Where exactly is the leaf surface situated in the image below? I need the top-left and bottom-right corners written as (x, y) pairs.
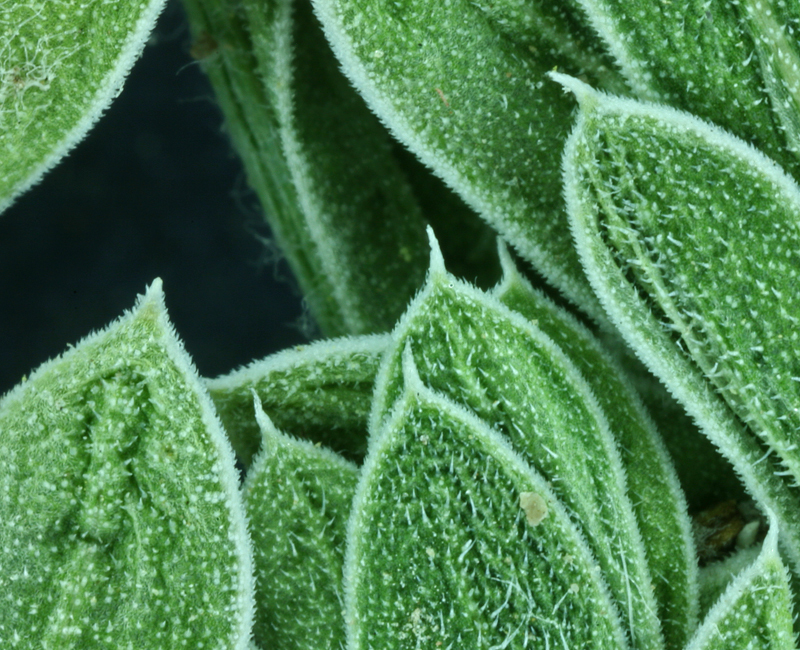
top-left (560, 74), bottom-right (800, 571)
top-left (207, 334), bottom-right (387, 467)
top-left (371, 234), bottom-right (663, 650)
top-left (241, 0), bottom-right (430, 334)
top-left (493, 244), bottom-right (698, 648)
top-left (576, 0), bottom-right (800, 175)
top-left (244, 400), bottom-right (358, 650)
top-left (0, 280), bottom-right (253, 649)
top-left (312, 0), bottom-right (629, 320)
top-left (346, 353), bottom-right (627, 650)
top-left (1, 0), bottom-right (166, 213)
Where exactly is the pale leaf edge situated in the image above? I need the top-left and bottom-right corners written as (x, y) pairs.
top-left (0, 0), bottom-right (169, 215)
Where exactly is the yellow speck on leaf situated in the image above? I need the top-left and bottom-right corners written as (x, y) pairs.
top-left (519, 492), bottom-right (548, 526)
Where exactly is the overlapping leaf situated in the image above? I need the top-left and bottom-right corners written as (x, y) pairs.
top-left (471, 0), bottom-right (626, 96)
top-left (698, 544), bottom-right (762, 618)
top-left (560, 74), bottom-right (800, 571)
top-left (1, 0), bottom-right (167, 214)
top-left (240, 0), bottom-right (431, 334)
top-left (0, 281), bottom-right (253, 649)
top-left (207, 334), bottom-right (387, 467)
top-left (685, 520), bottom-right (796, 650)
top-left (243, 399), bottom-right (358, 650)
top-left (181, 0), bottom-right (429, 335)
top-left (346, 350), bottom-right (627, 650)
top-left (620, 356), bottom-right (746, 510)
top-left (371, 233), bottom-right (664, 650)
top-left (576, 0), bottom-right (800, 176)
top-left (492, 243), bottom-right (698, 647)
top-left (312, 0), bottom-right (631, 320)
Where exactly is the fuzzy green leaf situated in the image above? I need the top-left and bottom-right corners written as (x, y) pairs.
top-left (0, 280), bottom-right (253, 649)
top-left (181, 0), bottom-right (430, 336)
top-left (207, 334), bottom-right (388, 467)
top-left (575, 0), bottom-right (800, 175)
top-left (471, 0), bottom-right (625, 93)
top-left (240, 0), bottom-right (430, 334)
top-left (371, 233), bottom-right (663, 650)
top-left (560, 75), bottom-right (800, 572)
top-left (492, 243), bottom-right (698, 648)
top-left (244, 399), bottom-right (358, 650)
top-left (346, 352), bottom-right (627, 650)
top-left (311, 0), bottom-right (629, 320)
top-left (620, 358), bottom-right (746, 510)
top-left (698, 544), bottom-right (762, 618)
top-left (685, 520), bottom-right (796, 650)
top-left (1, 0), bottom-right (167, 214)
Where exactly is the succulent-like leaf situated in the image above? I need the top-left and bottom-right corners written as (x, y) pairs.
top-left (207, 334), bottom-right (388, 467)
top-left (560, 74), bottom-right (800, 571)
top-left (311, 0), bottom-right (628, 321)
top-left (0, 280), bottom-right (253, 649)
top-left (0, 0), bottom-right (167, 214)
top-left (685, 520), bottom-right (796, 650)
top-left (493, 243), bottom-right (698, 648)
top-left (575, 0), bottom-right (800, 175)
top-left (244, 399), bottom-right (358, 650)
top-left (346, 350), bottom-right (627, 650)
top-left (371, 232), bottom-right (663, 650)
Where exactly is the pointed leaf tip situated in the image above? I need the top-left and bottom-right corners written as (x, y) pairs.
top-left (495, 238), bottom-right (520, 283)
top-left (547, 72), bottom-right (597, 106)
top-left (130, 278), bottom-right (169, 328)
top-left (147, 277), bottom-right (164, 295)
top-left (251, 390), bottom-right (280, 456)
top-left (425, 225), bottom-right (447, 278)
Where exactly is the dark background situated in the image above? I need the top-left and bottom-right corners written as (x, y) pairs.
top-left (0, 0), bottom-right (307, 396)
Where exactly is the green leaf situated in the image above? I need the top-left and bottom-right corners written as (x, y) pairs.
top-left (698, 544), bottom-right (762, 618)
top-left (471, 0), bottom-right (625, 94)
top-left (620, 358), bottom-right (746, 511)
top-left (372, 232), bottom-right (664, 650)
top-left (391, 143), bottom-right (503, 290)
top-left (311, 0), bottom-right (626, 321)
top-left (559, 74), bottom-right (800, 572)
top-left (242, 0), bottom-right (431, 334)
top-left (207, 334), bottom-right (388, 467)
top-left (1, 0), bottom-right (167, 214)
top-left (575, 0), bottom-right (800, 175)
top-left (0, 280), bottom-right (253, 649)
top-left (685, 519), bottom-right (796, 650)
top-left (243, 398), bottom-right (358, 650)
top-left (492, 243), bottom-right (698, 648)
top-left (346, 349), bottom-right (627, 650)
top-left (181, 0), bottom-right (430, 335)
